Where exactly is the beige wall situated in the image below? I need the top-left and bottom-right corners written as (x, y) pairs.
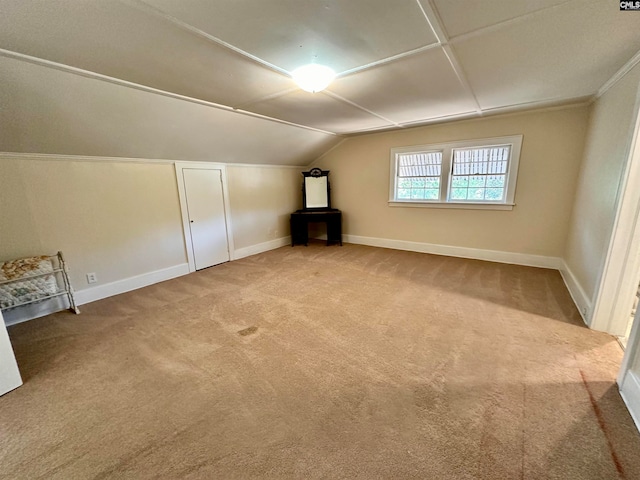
top-left (316, 106), bottom-right (590, 257)
top-left (0, 157), bottom-right (187, 289)
top-left (0, 157), bottom-right (302, 294)
top-left (564, 64), bottom-right (640, 299)
top-left (227, 165), bottom-right (302, 250)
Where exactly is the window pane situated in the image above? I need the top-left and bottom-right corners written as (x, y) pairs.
top-left (397, 152), bottom-right (442, 177)
top-left (397, 188), bottom-right (410, 199)
top-left (485, 188), bottom-right (504, 200)
top-left (450, 145), bottom-right (510, 203)
top-left (411, 189), bottom-right (425, 199)
top-left (451, 176), bottom-right (468, 188)
top-left (450, 188), bottom-right (467, 200)
top-left (411, 177), bottom-right (426, 188)
top-left (424, 189), bottom-right (439, 200)
top-left (469, 176), bottom-right (486, 188)
top-left (470, 188), bottom-right (485, 200)
top-left (396, 150), bottom-right (443, 201)
top-left (486, 175), bottom-right (505, 188)
top-left (425, 178), bottom-right (439, 189)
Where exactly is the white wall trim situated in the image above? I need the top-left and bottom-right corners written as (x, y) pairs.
top-left (597, 48), bottom-right (640, 99)
top-left (559, 260), bottom-right (592, 326)
top-left (10, 235), bottom-right (291, 314)
top-left (218, 162), bottom-right (304, 170)
top-left (343, 235), bottom-right (595, 321)
top-left (74, 263), bottom-right (189, 305)
top-left (0, 151), bottom-right (174, 164)
top-left (620, 371), bottom-right (640, 433)
top-left (0, 152), bottom-right (308, 169)
top-left (234, 236), bottom-right (291, 260)
top-left (343, 234), bottom-right (562, 269)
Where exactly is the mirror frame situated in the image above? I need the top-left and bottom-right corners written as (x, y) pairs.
top-left (302, 168), bottom-right (331, 210)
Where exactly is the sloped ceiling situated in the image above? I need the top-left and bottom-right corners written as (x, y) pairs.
top-left (1, 0), bottom-right (640, 164)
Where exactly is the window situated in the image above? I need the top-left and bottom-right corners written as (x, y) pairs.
top-left (389, 135), bottom-right (522, 210)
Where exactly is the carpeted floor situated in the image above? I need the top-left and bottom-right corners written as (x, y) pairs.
top-left (1, 243), bottom-right (640, 479)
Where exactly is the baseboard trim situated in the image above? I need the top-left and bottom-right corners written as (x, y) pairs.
top-left (74, 263), bottom-right (190, 305)
top-left (234, 236), bottom-right (291, 260)
top-left (620, 371), bottom-right (640, 433)
top-left (558, 260), bottom-right (592, 326)
top-left (11, 236), bottom-right (291, 315)
top-left (343, 234), bottom-right (562, 269)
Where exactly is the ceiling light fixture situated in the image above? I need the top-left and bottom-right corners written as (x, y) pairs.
top-left (291, 64), bottom-right (336, 93)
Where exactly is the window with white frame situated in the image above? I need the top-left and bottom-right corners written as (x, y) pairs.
top-left (389, 135), bottom-right (522, 210)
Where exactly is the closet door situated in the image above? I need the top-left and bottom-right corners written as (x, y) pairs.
top-left (0, 310), bottom-right (22, 396)
top-left (183, 169), bottom-right (230, 270)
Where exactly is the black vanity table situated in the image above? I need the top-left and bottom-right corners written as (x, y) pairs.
top-left (290, 168), bottom-right (342, 247)
top-left (290, 209), bottom-right (342, 246)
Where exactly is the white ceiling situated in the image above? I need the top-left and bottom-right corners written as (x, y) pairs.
top-left (1, 0), bottom-right (640, 139)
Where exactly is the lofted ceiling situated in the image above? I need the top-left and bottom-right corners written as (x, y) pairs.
top-left (1, 0), bottom-right (640, 155)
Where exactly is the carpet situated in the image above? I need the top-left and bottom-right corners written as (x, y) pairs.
top-left (1, 243), bottom-right (639, 479)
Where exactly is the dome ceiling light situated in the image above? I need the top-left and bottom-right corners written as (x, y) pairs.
top-left (291, 64), bottom-right (336, 93)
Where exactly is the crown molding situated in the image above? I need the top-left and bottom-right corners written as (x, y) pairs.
top-left (596, 48), bottom-right (640, 99)
top-left (344, 96), bottom-right (591, 137)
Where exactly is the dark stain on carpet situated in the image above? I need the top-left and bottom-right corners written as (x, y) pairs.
top-left (579, 369), bottom-right (625, 479)
top-left (238, 326), bottom-right (258, 336)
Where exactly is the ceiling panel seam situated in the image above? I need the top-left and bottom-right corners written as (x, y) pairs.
top-left (336, 43), bottom-right (442, 78)
top-left (0, 48), bottom-right (337, 137)
top-left (124, 0), bottom-right (292, 77)
top-left (416, 0), bottom-right (447, 44)
top-left (233, 87), bottom-right (301, 111)
top-left (447, 0), bottom-right (579, 45)
top-left (419, 0), bottom-right (482, 114)
top-left (321, 90), bottom-right (402, 127)
top-left (127, 0), bottom-right (451, 89)
top-left (441, 45), bottom-right (482, 113)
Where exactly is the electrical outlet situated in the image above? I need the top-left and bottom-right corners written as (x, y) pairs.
top-left (86, 272), bottom-right (98, 284)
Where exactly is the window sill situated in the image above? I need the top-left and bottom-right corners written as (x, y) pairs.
top-left (388, 201), bottom-right (515, 211)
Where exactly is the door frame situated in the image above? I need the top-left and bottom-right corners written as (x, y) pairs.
top-left (0, 310), bottom-right (22, 397)
top-left (619, 298), bottom-right (640, 431)
top-left (590, 82), bottom-right (640, 335)
top-left (175, 162), bottom-right (235, 272)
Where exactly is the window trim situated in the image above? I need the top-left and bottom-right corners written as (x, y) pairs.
top-left (389, 135), bottom-right (523, 210)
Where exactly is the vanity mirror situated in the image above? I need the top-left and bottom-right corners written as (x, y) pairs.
top-left (302, 168), bottom-right (331, 210)
top-left (291, 168), bottom-right (342, 247)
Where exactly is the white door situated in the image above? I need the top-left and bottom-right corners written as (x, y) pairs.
top-left (0, 310), bottom-right (22, 396)
top-left (183, 168), bottom-right (230, 270)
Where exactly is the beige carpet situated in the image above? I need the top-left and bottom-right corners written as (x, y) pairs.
top-left (1, 243), bottom-right (640, 479)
